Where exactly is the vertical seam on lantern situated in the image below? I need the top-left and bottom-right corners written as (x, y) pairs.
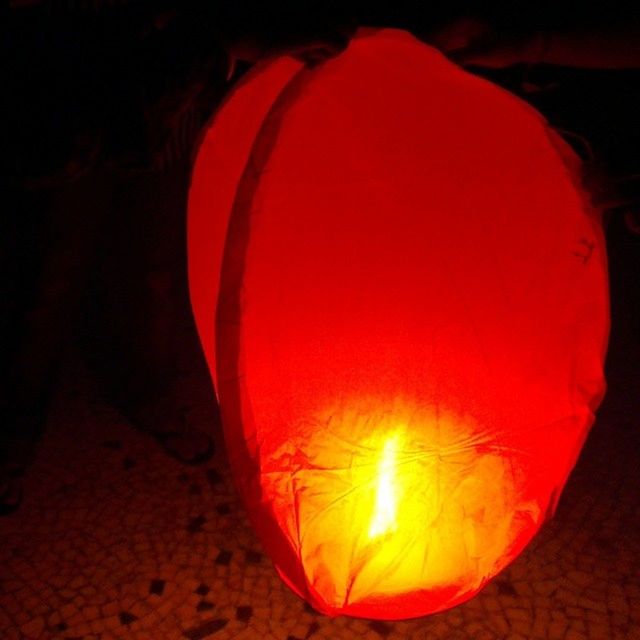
top-left (216, 63), bottom-right (320, 598)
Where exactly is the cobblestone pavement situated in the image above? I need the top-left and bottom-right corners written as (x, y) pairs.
top-left (2, 350), bottom-right (639, 640)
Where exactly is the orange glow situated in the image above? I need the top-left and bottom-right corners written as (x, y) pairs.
top-left (260, 400), bottom-right (541, 612)
top-left (188, 29), bottom-right (609, 619)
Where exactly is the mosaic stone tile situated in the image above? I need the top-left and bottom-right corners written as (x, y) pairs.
top-left (495, 580), bottom-right (518, 597)
top-left (184, 618), bottom-right (228, 639)
top-left (215, 550), bottom-right (233, 566)
top-left (206, 468), bottom-right (223, 486)
top-left (187, 515), bottom-right (207, 533)
top-left (244, 550), bottom-right (262, 565)
top-left (235, 606), bottom-right (253, 622)
top-left (150, 579), bottom-right (166, 596)
top-left (119, 611), bottom-right (139, 625)
top-left (306, 621), bottom-right (321, 637)
top-left (368, 620), bottom-right (393, 636)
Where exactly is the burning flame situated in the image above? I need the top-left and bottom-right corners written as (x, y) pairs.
top-left (368, 433), bottom-right (401, 539)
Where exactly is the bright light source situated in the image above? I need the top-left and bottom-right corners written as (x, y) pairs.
top-left (369, 432), bottom-right (402, 539)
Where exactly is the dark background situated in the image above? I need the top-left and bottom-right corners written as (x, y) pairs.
top-left (3, 0), bottom-right (639, 486)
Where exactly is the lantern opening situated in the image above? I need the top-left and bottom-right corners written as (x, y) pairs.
top-left (261, 399), bottom-right (543, 614)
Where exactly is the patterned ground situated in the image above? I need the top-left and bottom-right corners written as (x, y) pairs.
top-left (1, 340), bottom-right (639, 640)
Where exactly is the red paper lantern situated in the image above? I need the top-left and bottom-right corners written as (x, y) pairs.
top-left (188, 29), bottom-right (609, 619)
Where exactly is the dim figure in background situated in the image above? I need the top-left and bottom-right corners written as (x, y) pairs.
top-left (2, 3), bottom-right (228, 514)
top-left (0, 3), bottom-right (355, 515)
top-left (425, 15), bottom-right (640, 225)
top-left (428, 17), bottom-right (640, 69)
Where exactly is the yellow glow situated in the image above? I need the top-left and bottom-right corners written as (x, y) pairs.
top-left (264, 399), bottom-right (542, 611)
top-left (368, 433), bottom-right (401, 539)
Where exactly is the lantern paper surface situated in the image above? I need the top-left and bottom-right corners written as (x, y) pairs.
top-left (188, 29), bottom-right (609, 619)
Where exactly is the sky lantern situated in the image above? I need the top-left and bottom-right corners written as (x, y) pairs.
top-left (188, 29), bottom-right (609, 619)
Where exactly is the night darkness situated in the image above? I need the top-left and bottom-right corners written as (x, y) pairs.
top-left (2, 1), bottom-right (640, 638)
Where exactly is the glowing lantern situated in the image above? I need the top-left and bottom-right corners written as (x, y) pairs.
top-left (188, 29), bottom-right (608, 619)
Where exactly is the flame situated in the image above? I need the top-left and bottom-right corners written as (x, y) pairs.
top-left (368, 432), bottom-right (401, 539)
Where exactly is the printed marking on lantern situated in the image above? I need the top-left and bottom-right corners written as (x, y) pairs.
top-left (572, 237), bottom-right (595, 264)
